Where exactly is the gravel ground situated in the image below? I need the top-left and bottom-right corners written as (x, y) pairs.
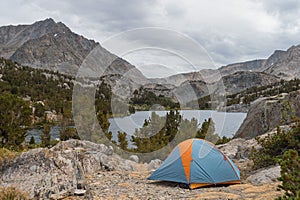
top-left (63, 164), bottom-right (283, 200)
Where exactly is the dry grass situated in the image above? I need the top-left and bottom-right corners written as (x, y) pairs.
top-left (0, 186), bottom-right (29, 200)
top-left (0, 148), bottom-right (18, 167)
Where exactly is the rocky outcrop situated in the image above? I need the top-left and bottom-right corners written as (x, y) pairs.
top-left (224, 104), bottom-right (249, 113)
top-left (217, 135), bottom-right (260, 161)
top-left (217, 127), bottom-right (284, 188)
top-left (219, 124), bottom-right (292, 158)
top-left (0, 139), bottom-right (138, 199)
top-left (246, 166), bottom-right (281, 185)
top-left (0, 133), bottom-right (285, 199)
top-left (128, 155), bottom-right (139, 163)
top-left (234, 91), bottom-right (300, 139)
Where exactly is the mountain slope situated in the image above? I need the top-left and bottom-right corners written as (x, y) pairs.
top-left (264, 45), bottom-right (300, 80)
top-left (221, 71), bottom-right (279, 94)
top-left (221, 45), bottom-right (300, 80)
top-left (2, 18), bottom-right (300, 104)
top-left (154, 44), bottom-right (300, 87)
top-left (0, 18), bottom-right (147, 81)
top-left (0, 18), bottom-right (70, 58)
top-left (0, 18), bottom-right (149, 100)
top-left (10, 31), bottom-right (98, 74)
top-left (219, 59), bottom-right (267, 76)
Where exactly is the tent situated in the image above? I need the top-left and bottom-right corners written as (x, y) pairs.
top-left (148, 138), bottom-right (241, 189)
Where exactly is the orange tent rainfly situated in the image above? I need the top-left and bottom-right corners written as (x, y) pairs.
top-left (148, 138), bottom-right (241, 189)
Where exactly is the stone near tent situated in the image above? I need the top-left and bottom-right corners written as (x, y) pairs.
top-left (148, 159), bottom-right (162, 171)
top-left (217, 138), bottom-right (246, 159)
top-left (129, 155), bottom-right (139, 163)
top-left (246, 166), bottom-right (281, 185)
top-left (105, 145), bottom-right (114, 156)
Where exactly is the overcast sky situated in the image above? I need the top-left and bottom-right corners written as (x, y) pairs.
top-left (1, 0), bottom-right (300, 77)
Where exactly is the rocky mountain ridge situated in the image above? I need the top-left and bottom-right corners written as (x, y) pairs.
top-left (264, 45), bottom-right (300, 80)
top-left (0, 18), bottom-right (72, 58)
top-left (157, 44), bottom-right (300, 86)
top-left (150, 43), bottom-right (300, 105)
top-left (151, 44), bottom-right (300, 97)
top-left (144, 71), bottom-right (279, 106)
top-left (0, 19), bottom-right (146, 81)
top-left (1, 18), bottom-right (300, 104)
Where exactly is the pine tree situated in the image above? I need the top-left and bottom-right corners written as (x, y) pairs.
top-left (105, 131), bottom-right (113, 141)
top-left (29, 136), bottom-right (35, 145)
top-left (131, 111), bottom-right (182, 153)
top-left (195, 118), bottom-right (219, 143)
top-left (165, 110), bottom-right (181, 142)
top-left (60, 127), bottom-right (79, 141)
top-left (277, 150), bottom-right (300, 199)
top-left (0, 93), bottom-right (31, 150)
top-left (41, 125), bottom-right (51, 147)
top-left (195, 119), bottom-right (208, 139)
top-left (97, 111), bottom-right (110, 133)
top-left (117, 131), bottom-right (128, 150)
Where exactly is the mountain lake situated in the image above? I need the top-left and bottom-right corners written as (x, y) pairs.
top-left (26, 110), bottom-right (247, 144)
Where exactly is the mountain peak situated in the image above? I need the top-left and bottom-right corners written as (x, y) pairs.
top-left (0, 18), bottom-right (74, 58)
top-left (33, 18), bottom-right (56, 26)
top-left (0, 18), bottom-right (147, 85)
top-left (33, 18), bottom-right (70, 33)
top-left (42, 17), bottom-right (55, 23)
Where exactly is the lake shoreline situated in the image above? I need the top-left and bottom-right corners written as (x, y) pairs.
top-left (26, 110), bottom-right (247, 144)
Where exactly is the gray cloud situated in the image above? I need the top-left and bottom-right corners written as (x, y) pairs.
top-left (0, 0), bottom-right (300, 77)
top-left (260, 0), bottom-right (300, 15)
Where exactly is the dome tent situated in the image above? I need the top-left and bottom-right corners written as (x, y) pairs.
top-left (148, 138), bottom-right (241, 189)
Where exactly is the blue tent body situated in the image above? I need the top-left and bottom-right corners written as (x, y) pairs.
top-left (148, 138), bottom-right (241, 189)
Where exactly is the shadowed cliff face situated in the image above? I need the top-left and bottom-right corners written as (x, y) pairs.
top-left (234, 90), bottom-right (300, 139)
